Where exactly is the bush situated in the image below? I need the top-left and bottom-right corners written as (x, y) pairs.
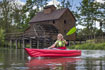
top-left (69, 43), bottom-right (105, 50)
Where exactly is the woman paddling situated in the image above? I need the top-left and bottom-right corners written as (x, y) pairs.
top-left (48, 33), bottom-right (68, 50)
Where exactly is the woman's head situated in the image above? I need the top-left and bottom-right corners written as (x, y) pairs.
top-left (57, 33), bottom-right (63, 40)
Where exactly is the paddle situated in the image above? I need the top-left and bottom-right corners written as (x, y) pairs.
top-left (66, 27), bottom-right (76, 36)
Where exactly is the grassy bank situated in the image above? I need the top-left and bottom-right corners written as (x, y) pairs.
top-left (69, 43), bottom-right (105, 50)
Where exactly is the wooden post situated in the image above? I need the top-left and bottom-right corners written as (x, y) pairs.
top-left (15, 48), bottom-right (17, 60)
top-left (16, 39), bottom-right (18, 49)
top-left (30, 38), bottom-right (32, 48)
top-left (19, 40), bottom-right (21, 48)
top-left (9, 49), bottom-right (12, 61)
top-left (37, 39), bottom-right (39, 49)
top-left (23, 39), bottom-right (25, 48)
top-left (10, 40), bottom-right (12, 48)
top-left (22, 48), bottom-right (25, 60)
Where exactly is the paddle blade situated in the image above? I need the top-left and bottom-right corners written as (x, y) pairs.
top-left (66, 27), bottom-right (76, 35)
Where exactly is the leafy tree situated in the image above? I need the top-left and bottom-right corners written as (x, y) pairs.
top-left (11, 1), bottom-right (29, 32)
top-left (75, 0), bottom-right (105, 39)
top-left (0, 0), bottom-right (13, 33)
top-left (22, 0), bottom-right (48, 24)
top-left (61, 0), bottom-right (71, 8)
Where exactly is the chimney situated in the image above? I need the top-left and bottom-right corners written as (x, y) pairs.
top-left (44, 5), bottom-right (56, 14)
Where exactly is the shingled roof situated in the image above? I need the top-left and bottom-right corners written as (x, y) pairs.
top-left (29, 8), bottom-right (76, 23)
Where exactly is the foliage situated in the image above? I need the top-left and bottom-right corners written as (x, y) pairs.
top-left (61, 0), bottom-right (71, 8)
top-left (74, 0), bottom-right (105, 40)
top-left (22, 0), bottom-right (48, 24)
top-left (69, 43), bottom-right (105, 50)
top-left (76, 27), bottom-right (104, 40)
top-left (0, 0), bottom-right (27, 33)
top-left (0, 0), bottom-right (12, 33)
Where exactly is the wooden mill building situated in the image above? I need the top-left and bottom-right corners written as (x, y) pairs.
top-left (6, 5), bottom-right (76, 49)
top-left (23, 5), bottom-right (76, 48)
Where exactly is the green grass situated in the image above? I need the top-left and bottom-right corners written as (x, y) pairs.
top-left (69, 43), bottom-right (105, 50)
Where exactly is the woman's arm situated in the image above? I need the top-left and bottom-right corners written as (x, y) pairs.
top-left (48, 41), bottom-right (58, 49)
top-left (64, 40), bottom-right (68, 44)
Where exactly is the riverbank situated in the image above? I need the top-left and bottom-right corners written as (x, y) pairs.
top-left (69, 43), bottom-right (105, 50)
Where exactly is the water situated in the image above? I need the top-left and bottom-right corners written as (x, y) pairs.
top-left (0, 48), bottom-right (105, 70)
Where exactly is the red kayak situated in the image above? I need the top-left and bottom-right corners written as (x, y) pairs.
top-left (25, 48), bottom-right (81, 57)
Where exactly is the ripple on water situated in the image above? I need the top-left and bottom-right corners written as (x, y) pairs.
top-left (12, 67), bottom-right (29, 70)
top-left (0, 63), bottom-right (3, 65)
top-left (46, 63), bottom-right (62, 66)
top-left (81, 50), bottom-right (105, 58)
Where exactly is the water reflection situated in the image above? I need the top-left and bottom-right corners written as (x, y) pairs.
top-left (0, 48), bottom-right (28, 70)
top-left (0, 48), bottom-right (105, 70)
top-left (76, 50), bottom-right (105, 70)
top-left (26, 57), bottom-right (81, 70)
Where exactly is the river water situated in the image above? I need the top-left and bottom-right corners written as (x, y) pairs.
top-left (0, 48), bottom-right (105, 70)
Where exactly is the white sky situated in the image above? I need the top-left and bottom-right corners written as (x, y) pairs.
top-left (95, 0), bottom-right (105, 3)
top-left (47, 0), bottom-right (60, 6)
top-left (14, 0), bottom-right (25, 5)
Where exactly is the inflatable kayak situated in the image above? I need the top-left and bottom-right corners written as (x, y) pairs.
top-left (25, 48), bottom-right (81, 57)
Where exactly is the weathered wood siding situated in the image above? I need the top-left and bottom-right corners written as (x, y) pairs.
top-left (47, 9), bottom-right (76, 40)
top-left (58, 9), bottom-right (76, 40)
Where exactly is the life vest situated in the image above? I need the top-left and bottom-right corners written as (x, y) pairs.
top-left (56, 40), bottom-right (65, 47)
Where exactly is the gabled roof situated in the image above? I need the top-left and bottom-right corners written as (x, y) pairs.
top-left (29, 8), bottom-right (76, 23)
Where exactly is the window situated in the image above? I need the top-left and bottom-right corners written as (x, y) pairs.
top-left (53, 20), bottom-right (55, 24)
top-left (64, 20), bottom-right (66, 24)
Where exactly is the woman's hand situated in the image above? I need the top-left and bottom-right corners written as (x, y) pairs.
top-left (62, 39), bottom-right (68, 44)
top-left (48, 47), bottom-right (51, 49)
top-left (48, 44), bottom-right (55, 49)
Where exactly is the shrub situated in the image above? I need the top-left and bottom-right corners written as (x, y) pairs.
top-left (69, 43), bottom-right (105, 50)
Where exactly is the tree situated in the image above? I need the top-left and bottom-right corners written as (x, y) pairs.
top-left (61, 0), bottom-right (71, 8)
top-left (76, 0), bottom-right (105, 39)
top-left (0, 0), bottom-right (13, 33)
top-left (22, 0), bottom-right (48, 24)
top-left (11, 1), bottom-right (29, 32)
